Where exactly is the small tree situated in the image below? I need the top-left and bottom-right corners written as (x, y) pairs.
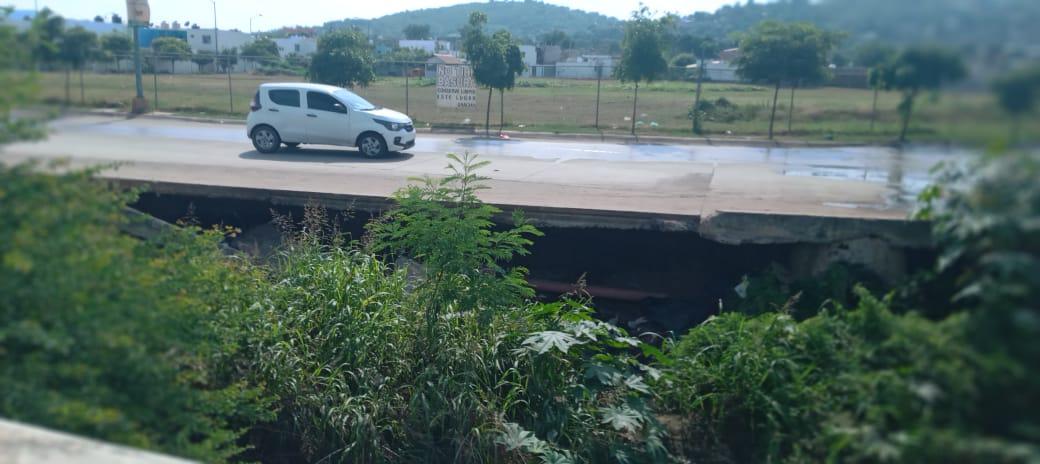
top-left (735, 21), bottom-right (836, 139)
top-left (25, 8), bottom-right (64, 69)
top-left (615, 7), bottom-right (668, 136)
top-left (93, 15), bottom-right (104, 23)
top-left (680, 35), bottom-right (719, 134)
top-left (856, 42), bottom-right (896, 132)
top-left (991, 66), bottom-right (1040, 143)
top-left (59, 27), bottom-right (98, 105)
top-left (538, 29), bottom-right (573, 49)
top-left (150, 36), bottom-right (191, 74)
top-left (110, 13), bottom-right (122, 24)
top-left (100, 33), bottom-right (131, 71)
top-left (191, 49), bottom-right (215, 72)
top-left (886, 46), bottom-right (966, 143)
top-left (308, 29), bottom-right (375, 88)
top-left (240, 37), bottom-right (280, 66)
top-left (403, 24), bottom-right (431, 40)
top-left (462, 12), bottom-right (525, 137)
top-left (217, 47), bottom-right (238, 73)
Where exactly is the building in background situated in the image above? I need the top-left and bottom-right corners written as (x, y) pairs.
top-left (275, 36), bottom-right (317, 57)
top-left (186, 28), bottom-right (252, 54)
top-left (399, 39), bottom-right (452, 54)
top-left (425, 53), bottom-right (463, 78)
top-left (555, 55), bottom-right (614, 79)
top-left (519, 44), bottom-right (537, 76)
top-left (139, 28), bottom-right (187, 48)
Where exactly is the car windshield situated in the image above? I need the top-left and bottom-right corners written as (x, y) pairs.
top-left (333, 90), bottom-right (377, 111)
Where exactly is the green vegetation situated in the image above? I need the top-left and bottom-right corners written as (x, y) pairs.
top-left (658, 150), bottom-right (1040, 463)
top-left (3, 139), bottom-right (1040, 463)
top-left (308, 28), bottom-right (376, 89)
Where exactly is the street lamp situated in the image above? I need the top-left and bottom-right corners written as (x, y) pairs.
top-left (250, 14), bottom-right (263, 36)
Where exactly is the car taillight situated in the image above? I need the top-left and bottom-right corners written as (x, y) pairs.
top-left (250, 91), bottom-right (261, 112)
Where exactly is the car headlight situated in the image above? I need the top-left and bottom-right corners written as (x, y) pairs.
top-left (374, 119), bottom-right (401, 131)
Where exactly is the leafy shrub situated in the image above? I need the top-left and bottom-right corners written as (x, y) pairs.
top-left (0, 163), bottom-right (271, 461)
top-left (916, 151), bottom-right (1040, 450)
top-left (659, 287), bottom-right (1036, 463)
top-left (688, 97), bottom-right (759, 123)
top-left (247, 154), bottom-right (669, 463)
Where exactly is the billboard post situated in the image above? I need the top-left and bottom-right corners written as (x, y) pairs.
top-left (126, 0), bottom-right (150, 113)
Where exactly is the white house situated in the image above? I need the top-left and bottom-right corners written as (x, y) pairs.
top-left (275, 36), bottom-right (317, 57)
top-left (398, 39), bottom-right (452, 54)
top-left (555, 55), bottom-right (615, 79)
top-left (519, 44), bottom-right (537, 76)
top-left (186, 29), bottom-right (253, 54)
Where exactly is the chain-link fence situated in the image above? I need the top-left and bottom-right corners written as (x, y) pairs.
top-left (38, 54), bottom-right (840, 135)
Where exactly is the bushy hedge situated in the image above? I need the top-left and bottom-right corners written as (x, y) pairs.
top-left (658, 151), bottom-right (1040, 464)
top-left (0, 163), bottom-right (272, 461)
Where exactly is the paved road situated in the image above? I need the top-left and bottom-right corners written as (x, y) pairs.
top-left (1, 115), bottom-right (969, 243)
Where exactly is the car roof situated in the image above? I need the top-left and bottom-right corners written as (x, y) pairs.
top-left (259, 82), bottom-right (344, 94)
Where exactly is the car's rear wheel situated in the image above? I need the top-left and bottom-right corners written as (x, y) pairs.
top-left (358, 133), bottom-right (387, 158)
top-left (251, 126), bottom-right (281, 154)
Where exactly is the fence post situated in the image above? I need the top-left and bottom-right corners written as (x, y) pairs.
top-left (404, 63), bottom-right (410, 115)
top-left (595, 65), bottom-right (602, 130)
top-left (153, 61), bottom-right (159, 111)
top-left (226, 54), bottom-right (234, 114)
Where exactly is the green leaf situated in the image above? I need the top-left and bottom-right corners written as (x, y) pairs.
top-left (599, 405), bottom-right (644, 433)
top-left (497, 422), bottom-right (547, 454)
top-left (523, 330), bottom-right (582, 354)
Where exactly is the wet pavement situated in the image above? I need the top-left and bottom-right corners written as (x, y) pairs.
top-left (3, 115), bottom-right (973, 242)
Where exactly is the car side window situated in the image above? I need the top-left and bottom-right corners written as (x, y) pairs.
top-left (268, 89), bottom-right (300, 107)
top-left (307, 92), bottom-right (346, 113)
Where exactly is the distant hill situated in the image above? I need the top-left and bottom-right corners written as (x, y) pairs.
top-left (324, 1), bottom-right (623, 50)
top-left (679, 0), bottom-right (1040, 57)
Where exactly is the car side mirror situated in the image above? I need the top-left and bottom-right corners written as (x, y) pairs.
top-left (333, 103), bottom-right (347, 113)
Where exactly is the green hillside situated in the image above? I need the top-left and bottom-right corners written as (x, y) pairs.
top-left (324, 1), bottom-right (623, 48)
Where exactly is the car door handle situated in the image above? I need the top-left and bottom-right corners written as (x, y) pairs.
top-left (307, 114), bottom-right (317, 118)
top-left (268, 108), bottom-right (279, 112)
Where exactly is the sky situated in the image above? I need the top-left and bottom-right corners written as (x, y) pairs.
top-left (8, 0), bottom-right (740, 32)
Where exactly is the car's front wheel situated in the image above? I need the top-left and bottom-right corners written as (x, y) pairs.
top-left (251, 126), bottom-right (281, 154)
top-left (357, 133), bottom-right (387, 158)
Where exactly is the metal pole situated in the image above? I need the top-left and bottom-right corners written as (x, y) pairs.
top-left (210, 0), bottom-right (218, 57)
top-left (404, 64), bottom-right (410, 115)
top-left (153, 57), bottom-right (158, 110)
top-left (594, 65), bottom-right (602, 130)
top-left (227, 58), bottom-right (233, 113)
top-left (133, 27), bottom-right (143, 98)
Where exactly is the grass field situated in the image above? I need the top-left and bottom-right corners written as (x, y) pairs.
top-left (37, 71), bottom-right (1039, 145)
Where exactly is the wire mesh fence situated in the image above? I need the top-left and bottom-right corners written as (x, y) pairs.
top-left (36, 55), bottom-right (766, 135)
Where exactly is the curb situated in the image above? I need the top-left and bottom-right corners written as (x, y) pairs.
top-left (73, 108), bottom-right (876, 148)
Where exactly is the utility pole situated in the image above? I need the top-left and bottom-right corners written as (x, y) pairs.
top-left (211, 0), bottom-right (219, 69)
top-left (250, 14), bottom-right (263, 36)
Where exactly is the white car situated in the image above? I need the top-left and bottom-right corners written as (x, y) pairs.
top-left (246, 83), bottom-right (415, 158)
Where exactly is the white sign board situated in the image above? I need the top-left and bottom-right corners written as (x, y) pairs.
top-left (126, 0), bottom-right (150, 27)
top-left (436, 65), bottom-right (477, 110)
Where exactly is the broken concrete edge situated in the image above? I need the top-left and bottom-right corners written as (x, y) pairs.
top-left (0, 418), bottom-right (196, 464)
top-left (107, 178), bottom-right (934, 248)
top-left (69, 108), bottom-right (878, 149)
